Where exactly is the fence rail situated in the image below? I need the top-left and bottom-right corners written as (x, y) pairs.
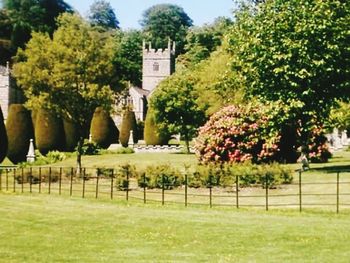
top-left (1, 166), bottom-right (350, 213)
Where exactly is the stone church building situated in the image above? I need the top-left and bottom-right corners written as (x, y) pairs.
top-left (128, 40), bottom-right (175, 121)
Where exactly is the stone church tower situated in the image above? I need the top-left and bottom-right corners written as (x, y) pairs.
top-left (128, 40), bottom-right (175, 121)
top-left (142, 40), bottom-right (175, 92)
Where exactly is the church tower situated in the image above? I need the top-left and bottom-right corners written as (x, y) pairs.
top-left (142, 40), bottom-right (175, 92)
top-left (0, 62), bottom-right (10, 120)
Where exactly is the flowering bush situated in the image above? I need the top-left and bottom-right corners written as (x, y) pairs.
top-left (195, 104), bottom-right (280, 164)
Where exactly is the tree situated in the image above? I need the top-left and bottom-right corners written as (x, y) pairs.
top-left (6, 104), bottom-right (33, 163)
top-left (88, 0), bottom-right (119, 30)
top-left (0, 9), bottom-right (12, 64)
top-left (13, 13), bottom-right (116, 170)
top-left (119, 110), bottom-right (138, 147)
top-left (226, 0), bottom-right (350, 150)
top-left (34, 109), bottom-right (64, 155)
top-left (140, 4), bottom-right (193, 55)
top-left (3, 0), bottom-right (72, 54)
top-left (113, 29), bottom-right (143, 87)
top-left (0, 106), bottom-right (8, 163)
top-left (144, 109), bottom-right (170, 145)
top-left (90, 106), bottom-right (119, 149)
top-left (150, 73), bottom-right (206, 153)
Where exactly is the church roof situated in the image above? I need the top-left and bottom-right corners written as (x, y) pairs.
top-left (130, 86), bottom-right (150, 97)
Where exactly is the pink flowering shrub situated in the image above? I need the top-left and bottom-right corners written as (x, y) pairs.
top-left (195, 104), bottom-right (280, 164)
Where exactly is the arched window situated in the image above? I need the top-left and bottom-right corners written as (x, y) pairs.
top-left (153, 62), bottom-right (159, 71)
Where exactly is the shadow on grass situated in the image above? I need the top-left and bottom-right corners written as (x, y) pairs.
top-left (310, 164), bottom-right (350, 173)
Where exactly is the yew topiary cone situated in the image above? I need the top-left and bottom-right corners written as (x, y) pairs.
top-left (0, 106), bottom-right (8, 163)
top-left (6, 104), bottom-right (33, 164)
top-left (119, 110), bottom-right (138, 147)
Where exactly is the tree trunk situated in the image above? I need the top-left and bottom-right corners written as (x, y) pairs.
top-left (76, 137), bottom-right (83, 175)
top-left (184, 133), bottom-right (190, 154)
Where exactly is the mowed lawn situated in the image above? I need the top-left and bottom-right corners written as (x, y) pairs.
top-left (0, 193), bottom-right (350, 262)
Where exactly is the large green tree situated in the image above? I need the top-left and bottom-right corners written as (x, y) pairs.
top-left (150, 74), bottom-right (206, 153)
top-left (140, 4), bottom-right (193, 55)
top-left (226, 0), bottom-right (350, 149)
top-left (13, 13), bottom-right (115, 170)
top-left (2, 0), bottom-right (72, 56)
top-left (88, 0), bottom-right (119, 30)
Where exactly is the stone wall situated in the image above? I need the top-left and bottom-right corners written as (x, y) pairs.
top-left (0, 64), bottom-right (10, 120)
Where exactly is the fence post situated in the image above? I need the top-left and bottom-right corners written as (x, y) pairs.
top-left (13, 169), bottom-right (16, 192)
top-left (236, 175), bottom-right (239, 209)
top-left (185, 174), bottom-right (188, 207)
top-left (59, 167), bottom-right (62, 195)
top-left (39, 167), bottom-right (42, 194)
top-left (209, 175), bottom-right (213, 208)
top-left (126, 169), bottom-right (129, 201)
top-left (299, 170), bottom-right (302, 212)
top-left (21, 168), bottom-right (24, 193)
top-left (48, 167), bottom-right (52, 194)
top-left (143, 173), bottom-right (146, 204)
top-left (82, 169), bottom-right (86, 198)
top-left (265, 174), bottom-right (269, 211)
top-left (110, 169), bottom-right (114, 200)
top-left (95, 170), bottom-right (99, 199)
top-left (29, 167), bottom-right (32, 193)
top-left (337, 171), bottom-right (340, 214)
top-left (162, 174), bottom-right (165, 206)
top-left (6, 169), bottom-right (9, 191)
top-left (0, 169), bottom-right (2, 191)
top-left (70, 168), bottom-right (73, 196)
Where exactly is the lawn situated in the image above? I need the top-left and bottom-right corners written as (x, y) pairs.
top-left (0, 193), bottom-right (350, 262)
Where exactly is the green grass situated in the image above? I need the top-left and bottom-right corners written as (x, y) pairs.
top-left (1, 193), bottom-right (350, 262)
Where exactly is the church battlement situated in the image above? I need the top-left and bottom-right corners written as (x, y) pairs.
top-left (142, 40), bottom-right (175, 58)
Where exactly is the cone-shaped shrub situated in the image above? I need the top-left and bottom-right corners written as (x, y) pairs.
top-left (119, 110), bottom-right (138, 147)
top-left (0, 106), bottom-right (8, 163)
top-left (35, 109), bottom-right (64, 155)
top-left (6, 104), bottom-right (33, 164)
top-left (90, 107), bottom-right (119, 149)
top-left (63, 119), bottom-right (79, 152)
top-left (144, 110), bottom-right (169, 145)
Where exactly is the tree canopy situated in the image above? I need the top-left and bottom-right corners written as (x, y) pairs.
top-left (13, 13), bottom-right (116, 168)
top-left (88, 0), bottom-right (119, 30)
top-left (140, 4), bottom-right (193, 54)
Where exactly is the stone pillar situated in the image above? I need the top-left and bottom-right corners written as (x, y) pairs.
top-left (128, 130), bottom-right (134, 148)
top-left (26, 139), bottom-right (36, 163)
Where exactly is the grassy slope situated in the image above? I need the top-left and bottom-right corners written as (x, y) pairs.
top-left (0, 193), bottom-right (350, 262)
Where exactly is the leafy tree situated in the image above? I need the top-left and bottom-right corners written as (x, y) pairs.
top-left (88, 0), bottom-right (119, 30)
top-left (150, 74), bottom-right (206, 153)
top-left (113, 29), bottom-right (143, 87)
top-left (177, 17), bottom-right (233, 68)
top-left (0, 106), bottom-right (8, 163)
top-left (3, 0), bottom-right (72, 53)
top-left (6, 104), bottom-right (33, 163)
top-left (226, 0), bottom-right (350, 149)
top-left (0, 9), bottom-right (12, 64)
top-left (13, 13), bottom-right (116, 170)
top-left (140, 4), bottom-right (193, 55)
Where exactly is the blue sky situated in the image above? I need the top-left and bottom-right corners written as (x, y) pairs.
top-left (66, 0), bottom-right (236, 29)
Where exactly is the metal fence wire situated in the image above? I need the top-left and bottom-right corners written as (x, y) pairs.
top-left (1, 166), bottom-right (350, 213)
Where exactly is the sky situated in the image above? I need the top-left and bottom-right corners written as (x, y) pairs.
top-left (65, 0), bottom-right (236, 29)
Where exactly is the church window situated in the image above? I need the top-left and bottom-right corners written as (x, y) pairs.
top-left (153, 62), bottom-right (159, 71)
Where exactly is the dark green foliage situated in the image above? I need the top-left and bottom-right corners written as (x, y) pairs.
top-left (144, 110), bottom-right (169, 145)
top-left (34, 109), bottom-right (64, 155)
top-left (0, 106), bottom-right (8, 163)
top-left (6, 104), bottom-right (33, 164)
top-left (140, 4), bottom-right (193, 55)
top-left (63, 119), bottom-right (79, 152)
top-left (79, 139), bottom-right (100, 155)
top-left (88, 0), bottom-right (119, 29)
top-left (90, 107), bottom-right (119, 149)
top-left (115, 163), bottom-right (137, 190)
top-left (119, 110), bottom-right (138, 147)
